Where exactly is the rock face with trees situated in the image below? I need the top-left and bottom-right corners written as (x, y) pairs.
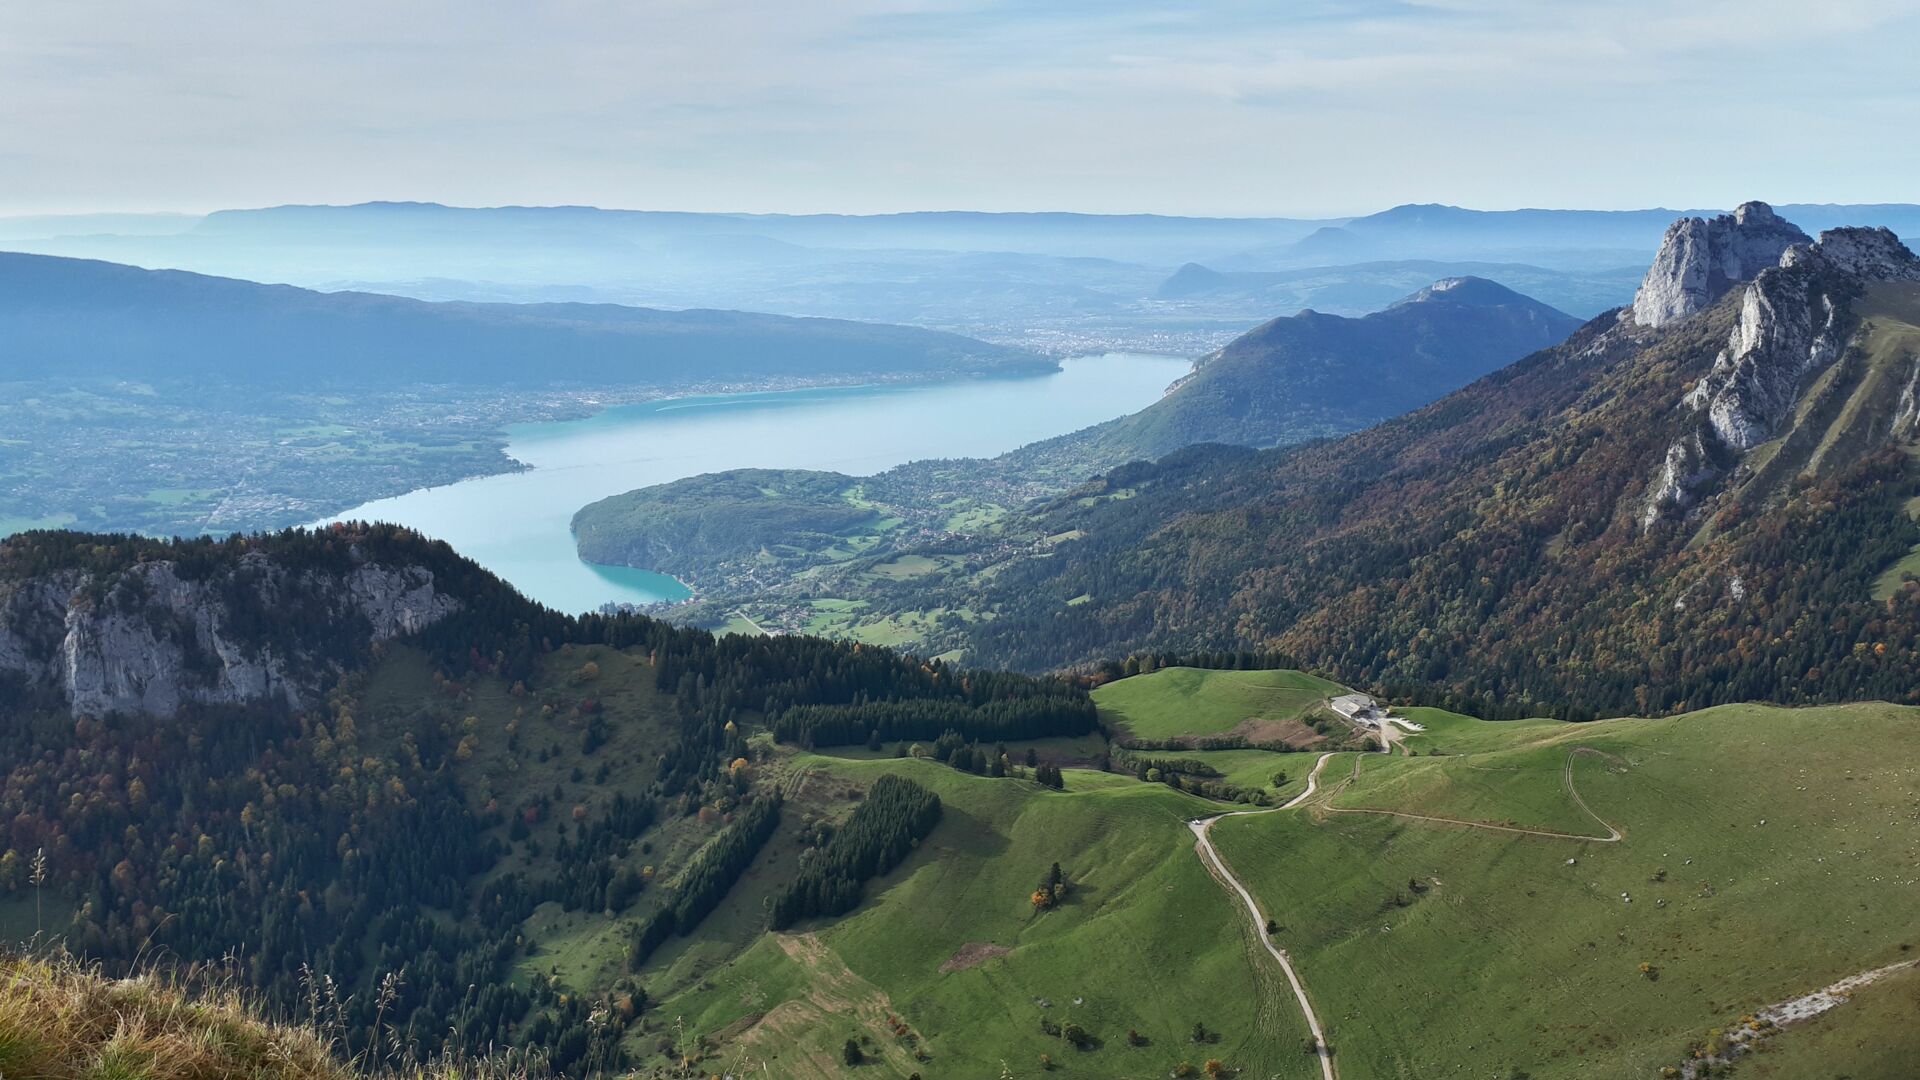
top-left (1646, 222), bottom-right (1920, 522)
top-left (861, 209), bottom-right (1920, 721)
top-left (0, 530), bottom-right (463, 717)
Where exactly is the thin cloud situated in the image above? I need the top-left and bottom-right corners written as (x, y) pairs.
top-left (0, 0), bottom-right (1914, 215)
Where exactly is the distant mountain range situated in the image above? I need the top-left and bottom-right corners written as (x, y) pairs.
top-left (1226, 202), bottom-right (1920, 269)
top-left (11, 200), bottom-right (1917, 265)
top-left (1155, 259), bottom-right (1644, 319)
top-left (8, 201), bottom-right (1916, 361)
top-left (0, 251), bottom-right (1046, 388)
top-left (17, 202), bottom-right (1336, 267)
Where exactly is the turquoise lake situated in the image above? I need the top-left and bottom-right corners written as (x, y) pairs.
top-left (326, 352), bottom-right (1191, 613)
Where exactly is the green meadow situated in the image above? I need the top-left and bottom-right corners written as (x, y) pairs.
top-left (1091, 666), bottom-right (1350, 741)
top-left (661, 756), bottom-right (1320, 1080)
top-left (347, 657), bottom-right (1920, 1078)
top-left (1214, 701), bottom-right (1920, 1078)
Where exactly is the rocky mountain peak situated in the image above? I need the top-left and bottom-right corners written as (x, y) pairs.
top-left (1631, 201), bottom-right (1810, 328)
top-left (1640, 225), bottom-right (1920, 526)
top-left (1784, 226), bottom-right (1920, 281)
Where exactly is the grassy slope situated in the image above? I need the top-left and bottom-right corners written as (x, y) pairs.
top-left (1092, 667), bottom-right (1350, 741)
top-left (663, 757), bottom-right (1320, 1080)
top-left (1173, 748), bottom-right (1322, 802)
top-left (19, 651), bottom-right (1920, 1078)
top-left (0, 951), bottom-right (542, 1080)
top-left (351, 649), bottom-right (1312, 1077)
top-left (1328, 739), bottom-right (1617, 837)
top-left (1213, 701), bottom-right (1920, 1079)
top-left (1738, 963), bottom-right (1920, 1078)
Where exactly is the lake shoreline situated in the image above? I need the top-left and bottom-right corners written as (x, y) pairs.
top-left (324, 353), bottom-right (1191, 614)
top-left (314, 365), bottom-right (1062, 521)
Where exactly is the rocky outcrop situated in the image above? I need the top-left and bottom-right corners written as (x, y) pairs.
top-left (1644, 431), bottom-right (1721, 527)
top-left (1631, 202), bottom-right (1809, 328)
top-left (0, 548), bottom-right (459, 718)
top-left (1682, 264), bottom-right (1844, 453)
top-left (1785, 226), bottom-right (1920, 282)
top-left (1640, 222), bottom-right (1920, 526)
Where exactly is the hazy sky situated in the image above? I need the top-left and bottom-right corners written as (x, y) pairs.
top-left (3, 0), bottom-right (1916, 217)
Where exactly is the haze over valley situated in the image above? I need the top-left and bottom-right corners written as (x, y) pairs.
top-left (6, 4), bottom-right (1920, 1080)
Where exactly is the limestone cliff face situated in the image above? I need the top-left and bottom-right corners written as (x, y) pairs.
top-left (1682, 261), bottom-right (1845, 453)
top-left (1640, 224), bottom-right (1920, 526)
top-left (0, 548), bottom-right (459, 718)
top-left (1631, 202), bottom-right (1810, 329)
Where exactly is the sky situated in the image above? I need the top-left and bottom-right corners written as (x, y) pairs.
top-left (2, 0), bottom-right (1917, 218)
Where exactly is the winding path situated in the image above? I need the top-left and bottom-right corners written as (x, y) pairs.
top-left (1187, 747), bottom-right (1625, 1080)
top-left (1189, 753), bottom-right (1338, 1080)
top-left (1319, 747), bottom-right (1623, 842)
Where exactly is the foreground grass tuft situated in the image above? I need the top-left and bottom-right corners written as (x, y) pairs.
top-left (0, 950), bottom-right (344, 1080)
top-left (0, 950), bottom-right (532, 1080)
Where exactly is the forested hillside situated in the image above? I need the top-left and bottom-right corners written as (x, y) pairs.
top-left (1018, 275), bottom-right (1581, 469)
top-left (863, 221), bottom-right (1920, 720)
top-left (572, 469), bottom-right (884, 583)
top-left (0, 524), bottom-right (1086, 1075)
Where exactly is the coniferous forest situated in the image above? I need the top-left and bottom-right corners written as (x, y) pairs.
top-left (770, 774), bottom-right (941, 930)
